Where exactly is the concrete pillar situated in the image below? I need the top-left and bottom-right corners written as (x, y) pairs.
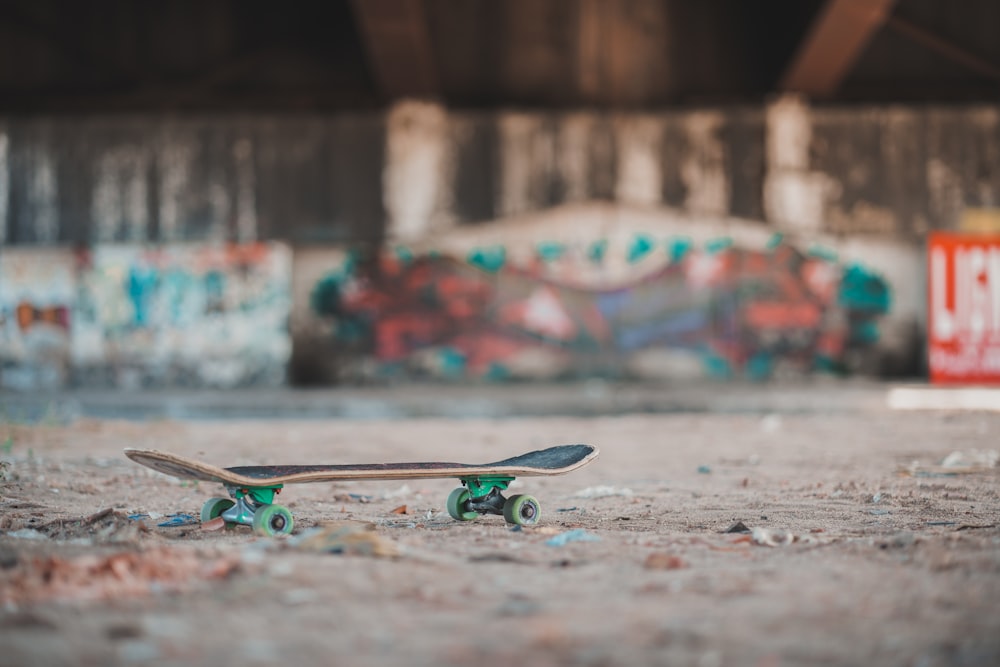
top-left (764, 95), bottom-right (836, 233)
top-left (156, 136), bottom-right (194, 242)
top-left (681, 112), bottom-right (729, 216)
top-left (233, 138), bottom-right (258, 243)
top-left (614, 115), bottom-right (662, 207)
top-left (384, 100), bottom-right (450, 243)
top-left (497, 112), bottom-right (556, 218)
top-left (92, 146), bottom-right (150, 242)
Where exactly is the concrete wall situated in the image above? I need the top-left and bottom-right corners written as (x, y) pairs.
top-left (0, 248), bottom-right (74, 389)
top-left (294, 203), bottom-right (902, 383)
top-left (0, 115), bottom-right (385, 245)
top-left (3, 97), bottom-right (998, 386)
top-left (1, 243), bottom-right (291, 390)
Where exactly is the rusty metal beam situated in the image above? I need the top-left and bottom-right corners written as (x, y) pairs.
top-left (350, 0), bottom-right (438, 100)
top-left (780, 0), bottom-right (897, 98)
top-left (886, 15), bottom-right (1000, 85)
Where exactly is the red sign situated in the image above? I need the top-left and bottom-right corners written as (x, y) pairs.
top-left (928, 232), bottom-right (1000, 384)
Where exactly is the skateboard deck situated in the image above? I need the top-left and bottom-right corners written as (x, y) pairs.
top-left (124, 444), bottom-right (598, 535)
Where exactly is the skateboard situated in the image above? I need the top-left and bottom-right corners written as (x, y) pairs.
top-left (124, 444), bottom-right (598, 536)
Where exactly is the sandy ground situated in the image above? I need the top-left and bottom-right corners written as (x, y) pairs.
top-left (0, 402), bottom-right (998, 666)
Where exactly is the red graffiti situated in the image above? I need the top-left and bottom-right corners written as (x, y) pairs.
top-left (317, 240), bottom-right (888, 380)
top-left (15, 302), bottom-right (71, 331)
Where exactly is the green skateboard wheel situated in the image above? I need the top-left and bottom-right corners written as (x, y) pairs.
top-left (201, 497), bottom-right (235, 523)
top-left (503, 494), bottom-right (540, 526)
top-left (446, 487), bottom-right (479, 521)
top-left (252, 504), bottom-right (294, 536)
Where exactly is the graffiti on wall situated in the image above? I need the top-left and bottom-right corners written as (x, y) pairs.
top-left (0, 243), bottom-right (291, 390)
top-left (0, 250), bottom-right (75, 390)
top-left (311, 235), bottom-right (891, 381)
top-left (74, 243), bottom-right (292, 388)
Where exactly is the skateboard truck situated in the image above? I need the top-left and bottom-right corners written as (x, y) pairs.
top-left (202, 475), bottom-right (541, 535)
top-left (447, 476), bottom-right (541, 526)
top-left (200, 485), bottom-right (295, 537)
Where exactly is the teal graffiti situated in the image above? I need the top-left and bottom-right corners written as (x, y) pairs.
top-left (745, 352), bottom-right (774, 382)
top-left (162, 269), bottom-right (197, 325)
top-left (536, 242), bottom-right (566, 262)
top-left (813, 354), bottom-right (840, 374)
top-left (807, 245), bottom-right (838, 262)
top-left (627, 234), bottom-right (655, 264)
top-left (667, 237), bottom-right (693, 263)
top-left (467, 246), bottom-right (506, 273)
top-left (127, 267), bottom-right (158, 326)
top-left (839, 264), bottom-right (890, 313)
top-left (851, 319), bottom-right (881, 345)
top-left (436, 348), bottom-right (467, 378)
top-left (311, 272), bottom-right (346, 317)
top-left (485, 362), bottom-right (511, 381)
top-left (705, 237), bottom-right (734, 255)
top-left (703, 352), bottom-right (734, 380)
top-left (393, 246), bottom-right (414, 265)
top-left (204, 270), bottom-right (225, 312)
top-left (587, 240), bottom-right (608, 264)
top-left (310, 252), bottom-right (359, 318)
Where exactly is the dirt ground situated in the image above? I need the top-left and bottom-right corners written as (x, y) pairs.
top-left (1, 397), bottom-right (998, 667)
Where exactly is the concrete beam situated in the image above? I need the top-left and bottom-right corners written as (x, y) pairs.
top-left (351, 0), bottom-right (438, 100)
top-left (780, 0), bottom-right (897, 98)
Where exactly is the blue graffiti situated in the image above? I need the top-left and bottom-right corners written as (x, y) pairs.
top-left (127, 267), bottom-right (158, 326)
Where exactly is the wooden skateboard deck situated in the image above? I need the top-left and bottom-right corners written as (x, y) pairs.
top-left (124, 444), bottom-right (599, 534)
top-left (124, 444), bottom-right (598, 487)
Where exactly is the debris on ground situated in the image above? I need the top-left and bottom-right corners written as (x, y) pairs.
top-left (899, 449), bottom-right (999, 477)
top-left (573, 486), bottom-right (634, 499)
top-left (14, 509), bottom-right (153, 544)
top-left (509, 525), bottom-right (561, 535)
top-left (390, 505), bottom-right (408, 515)
top-left (723, 521), bottom-right (751, 534)
top-left (496, 595), bottom-right (542, 617)
top-left (200, 517), bottom-right (226, 532)
top-left (697, 465), bottom-right (712, 474)
top-left (760, 414), bottom-right (783, 433)
top-left (878, 533), bottom-right (917, 550)
top-left (750, 527), bottom-right (817, 547)
top-left (331, 493), bottom-right (373, 504)
top-left (6, 529), bottom-right (48, 540)
top-left (379, 485), bottom-right (413, 500)
top-left (469, 552), bottom-right (534, 564)
top-left (545, 529), bottom-right (601, 547)
top-left (157, 513), bottom-right (199, 528)
top-left (0, 547), bottom-right (241, 605)
top-left (644, 553), bottom-right (687, 570)
top-left (941, 449), bottom-right (999, 470)
top-left (287, 522), bottom-right (401, 558)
